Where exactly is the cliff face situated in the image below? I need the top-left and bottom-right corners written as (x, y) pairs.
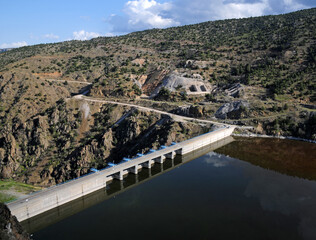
top-left (50, 104), bottom-right (207, 184)
top-left (0, 99), bottom-right (80, 185)
top-left (0, 203), bottom-right (30, 240)
top-left (0, 99), bottom-right (207, 186)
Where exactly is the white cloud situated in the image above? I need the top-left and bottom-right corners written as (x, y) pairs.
top-left (282, 0), bottom-right (307, 11)
top-left (108, 0), bottom-right (314, 34)
top-left (72, 30), bottom-right (101, 40)
top-left (170, 0), bottom-right (271, 24)
top-left (43, 33), bottom-right (60, 40)
top-left (109, 0), bottom-right (270, 33)
top-left (109, 0), bottom-right (179, 33)
top-left (0, 41), bottom-right (28, 49)
top-left (125, 0), bottom-right (179, 28)
top-left (216, 0), bottom-right (270, 19)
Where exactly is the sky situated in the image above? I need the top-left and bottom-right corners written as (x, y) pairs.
top-left (1, 0), bottom-right (315, 48)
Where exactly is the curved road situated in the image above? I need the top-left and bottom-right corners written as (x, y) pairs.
top-left (42, 78), bottom-right (252, 130)
top-left (72, 94), bottom-right (254, 130)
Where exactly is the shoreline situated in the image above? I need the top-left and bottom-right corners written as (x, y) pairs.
top-left (232, 133), bottom-right (316, 144)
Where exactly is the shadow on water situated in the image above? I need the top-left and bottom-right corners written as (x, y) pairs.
top-left (215, 137), bottom-right (316, 181)
top-left (21, 136), bottom-right (234, 233)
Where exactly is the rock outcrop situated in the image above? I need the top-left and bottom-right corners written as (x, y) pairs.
top-left (0, 100), bottom-right (208, 186)
top-left (173, 105), bottom-right (205, 118)
top-left (0, 99), bottom-right (80, 185)
top-left (225, 83), bottom-right (244, 98)
top-left (0, 203), bottom-right (30, 240)
top-left (215, 101), bottom-right (249, 119)
top-left (151, 72), bottom-right (212, 97)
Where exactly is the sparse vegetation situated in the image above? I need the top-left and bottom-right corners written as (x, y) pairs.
top-left (0, 180), bottom-right (41, 203)
top-left (0, 8), bottom-right (315, 187)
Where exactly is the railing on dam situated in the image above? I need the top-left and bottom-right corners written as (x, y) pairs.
top-left (7, 126), bottom-right (235, 222)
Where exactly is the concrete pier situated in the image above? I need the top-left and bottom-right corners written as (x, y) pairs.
top-left (8, 126), bottom-right (235, 222)
top-left (21, 136), bottom-right (234, 233)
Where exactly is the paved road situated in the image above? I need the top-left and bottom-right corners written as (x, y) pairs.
top-left (73, 94), bottom-right (221, 124)
top-left (72, 94), bottom-right (254, 130)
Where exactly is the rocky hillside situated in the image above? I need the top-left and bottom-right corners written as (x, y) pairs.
top-left (0, 203), bottom-right (30, 240)
top-left (1, 9), bottom-right (315, 103)
top-left (0, 8), bottom-right (315, 186)
top-left (0, 97), bottom-right (208, 186)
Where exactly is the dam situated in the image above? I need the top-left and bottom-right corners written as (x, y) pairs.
top-left (22, 136), bottom-right (234, 233)
top-left (7, 126), bottom-right (235, 222)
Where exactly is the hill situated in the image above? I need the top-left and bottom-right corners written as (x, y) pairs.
top-left (0, 8), bottom-right (315, 186)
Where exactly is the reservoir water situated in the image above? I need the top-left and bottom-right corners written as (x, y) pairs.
top-left (25, 137), bottom-right (316, 240)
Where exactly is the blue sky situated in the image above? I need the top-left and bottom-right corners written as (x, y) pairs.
top-left (1, 0), bottom-right (315, 48)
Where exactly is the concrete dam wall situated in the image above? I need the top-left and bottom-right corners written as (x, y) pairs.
top-left (22, 136), bottom-right (234, 233)
top-left (8, 126), bottom-right (235, 222)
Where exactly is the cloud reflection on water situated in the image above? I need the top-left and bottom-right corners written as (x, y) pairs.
top-left (204, 152), bottom-right (235, 167)
top-left (244, 164), bottom-right (316, 240)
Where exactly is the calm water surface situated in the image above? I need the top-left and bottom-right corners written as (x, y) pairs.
top-left (30, 137), bottom-right (316, 240)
